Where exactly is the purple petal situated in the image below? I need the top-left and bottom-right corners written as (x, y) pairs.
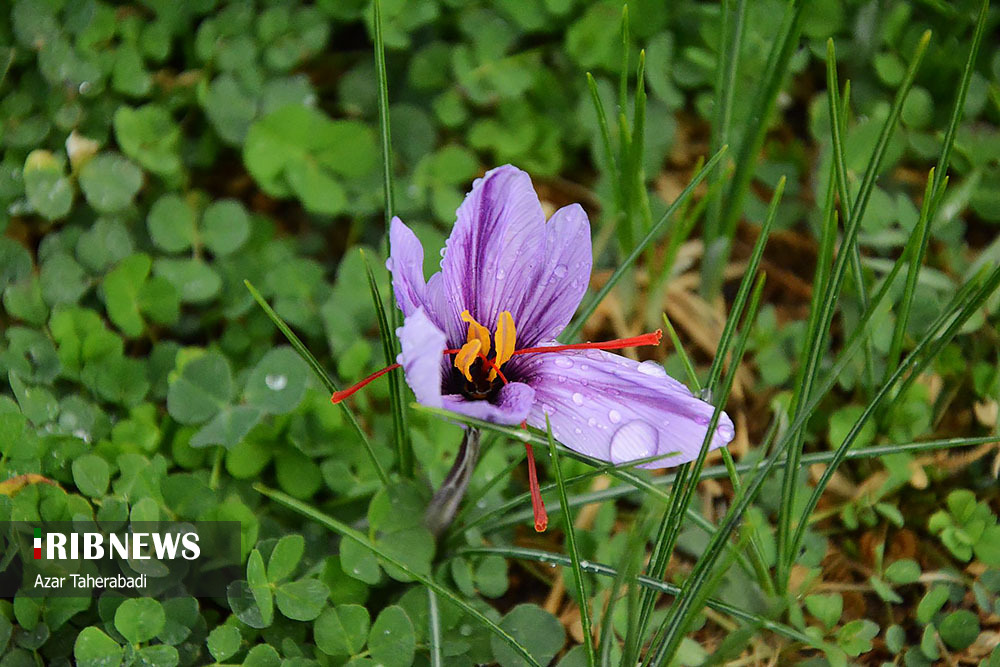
top-left (519, 350), bottom-right (735, 468)
top-left (396, 308), bottom-right (447, 408)
top-left (514, 203), bottom-right (592, 343)
top-left (387, 217), bottom-right (430, 319)
top-left (441, 382), bottom-right (535, 426)
top-left (434, 165), bottom-right (552, 345)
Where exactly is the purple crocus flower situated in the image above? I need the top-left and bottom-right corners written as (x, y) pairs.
top-left (334, 165), bottom-right (735, 530)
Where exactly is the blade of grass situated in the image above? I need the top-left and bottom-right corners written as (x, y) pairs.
top-left (373, 0), bottom-right (393, 227)
top-left (361, 250), bottom-right (412, 478)
top-left (788, 263), bottom-right (1000, 564)
top-left (775, 31), bottom-right (930, 582)
top-left (476, 434), bottom-right (1000, 532)
top-left (701, 0), bottom-right (803, 296)
top-left (562, 145), bottom-right (729, 342)
top-left (254, 483), bottom-right (542, 667)
top-left (636, 273), bottom-right (768, 662)
top-left (244, 280), bottom-right (389, 485)
top-left (705, 0), bottom-right (747, 250)
top-left (644, 273), bottom-right (767, 665)
top-left (428, 589), bottom-right (442, 667)
top-left (888, 0), bottom-right (988, 377)
top-left (456, 546), bottom-right (818, 647)
top-left (545, 416), bottom-right (596, 667)
top-left (886, 170), bottom-right (937, 376)
top-left (825, 67), bottom-right (876, 392)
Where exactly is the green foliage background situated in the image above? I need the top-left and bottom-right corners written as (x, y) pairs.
top-left (1, 0), bottom-right (999, 665)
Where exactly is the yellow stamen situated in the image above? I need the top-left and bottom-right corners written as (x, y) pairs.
top-left (454, 339), bottom-right (481, 382)
top-left (492, 311), bottom-right (516, 380)
top-left (461, 310), bottom-right (491, 357)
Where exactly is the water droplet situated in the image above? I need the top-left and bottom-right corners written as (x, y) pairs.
top-left (497, 269), bottom-right (506, 280)
top-left (385, 257), bottom-right (394, 271)
top-left (587, 418), bottom-right (597, 427)
top-left (72, 428), bottom-right (91, 443)
top-left (460, 625), bottom-right (473, 636)
top-left (574, 427), bottom-right (582, 435)
top-left (553, 264), bottom-right (568, 278)
top-left (553, 357), bottom-right (574, 369)
top-left (610, 421), bottom-right (659, 465)
top-left (542, 403), bottom-right (556, 414)
top-left (572, 392), bottom-right (584, 406)
top-left (78, 81), bottom-right (91, 94)
top-left (265, 374), bottom-right (288, 391)
top-left (440, 247), bottom-right (447, 257)
top-left (608, 409), bottom-right (621, 424)
top-left (580, 364), bottom-right (589, 371)
top-left (637, 360), bottom-right (666, 377)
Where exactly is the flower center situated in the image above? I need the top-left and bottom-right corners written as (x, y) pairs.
top-left (453, 310), bottom-right (515, 398)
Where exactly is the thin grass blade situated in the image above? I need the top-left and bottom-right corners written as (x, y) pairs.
top-left (254, 484), bottom-right (542, 667)
top-left (562, 146), bottom-right (729, 342)
top-left (545, 417), bottom-right (596, 667)
top-left (361, 250), bottom-right (412, 478)
top-left (244, 280), bottom-right (389, 485)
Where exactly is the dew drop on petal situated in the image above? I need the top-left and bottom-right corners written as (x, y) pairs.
top-left (571, 392), bottom-right (584, 406)
top-left (265, 374), bottom-right (288, 391)
top-left (610, 420), bottom-right (658, 464)
top-left (587, 417), bottom-right (597, 427)
top-left (385, 257), bottom-right (395, 271)
top-left (553, 264), bottom-right (568, 278)
top-left (553, 357), bottom-right (574, 369)
top-left (608, 409), bottom-right (621, 424)
top-left (497, 269), bottom-right (506, 280)
top-left (637, 360), bottom-right (666, 377)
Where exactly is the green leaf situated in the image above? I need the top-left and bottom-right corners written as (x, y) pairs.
top-left (340, 538), bottom-right (382, 585)
top-left (115, 598), bottom-right (166, 644)
top-left (243, 105), bottom-right (376, 214)
top-left (23, 150), bottom-right (72, 220)
top-left (917, 585), bottom-right (949, 624)
top-left (243, 347), bottom-right (309, 414)
top-left (189, 405), bottom-right (262, 449)
top-left (207, 625), bottom-right (242, 662)
top-left (147, 194), bottom-right (196, 253)
top-left (492, 604), bottom-right (565, 667)
top-left (72, 454), bottom-right (110, 497)
top-left (836, 619), bottom-right (879, 657)
top-left (104, 254), bottom-right (152, 338)
top-left (368, 606), bottom-right (415, 667)
top-left (78, 153), bottom-right (143, 213)
top-left (975, 526), bottom-right (1000, 566)
top-left (113, 105), bottom-right (181, 176)
top-left (166, 351), bottom-right (233, 424)
top-left (267, 534), bottom-right (304, 583)
top-left (804, 593), bottom-right (842, 630)
top-left (247, 549), bottom-right (275, 627)
top-left (135, 644), bottom-right (179, 667)
top-left (74, 627), bottom-right (123, 667)
top-left (275, 578), bottom-right (328, 621)
top-left (40, 253), bottom-right (88, 306)
top-left (202, 199), bottom-right (249, 256)
top-left (315, 604), bottom-right (370, 657)
top-left (938, 609), bottom-right (979, 650)
top-left (884, 559), bottom-right (921, 584)
top-left (153, 258), bottom-right (221, 303)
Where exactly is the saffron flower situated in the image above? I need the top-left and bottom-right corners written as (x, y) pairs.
top-left (334, 165), bottom-right (735, 530)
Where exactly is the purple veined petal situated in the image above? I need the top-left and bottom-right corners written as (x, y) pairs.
top-left (514, 203), bottom-right (592, 344)
top-left (387, 216), bottom-right (430, 319)
top-left (520, 350), bottom-right (735, 468)
top-left (440, 382), bottom-right (536, 426)
top-left (434, 165), bottom-right (551, 345)
top-left (396, 308), bottom-right (448, 409)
